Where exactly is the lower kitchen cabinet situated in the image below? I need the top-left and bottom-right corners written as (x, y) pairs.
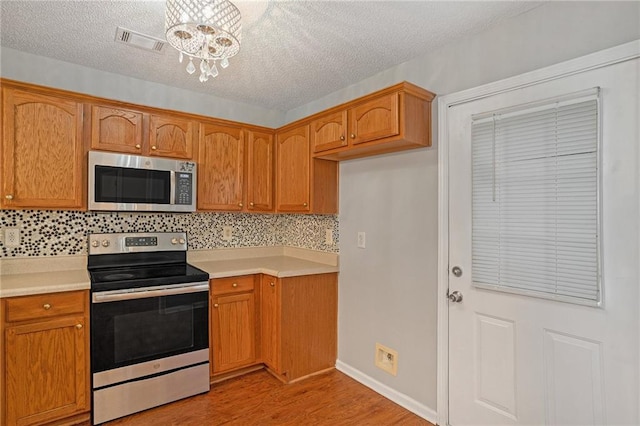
top-left (260, 273), bottom-right (338, 383)
top-left (0, 290), bottom-right (90, 426)
top-left (210, 275), bottom-right (259, 376)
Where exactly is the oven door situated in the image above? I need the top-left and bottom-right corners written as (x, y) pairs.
top-left (91, 282), bottom-right (209, 374)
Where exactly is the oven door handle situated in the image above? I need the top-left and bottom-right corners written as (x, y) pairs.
top-left (92, 283), bottom-right (209, 303)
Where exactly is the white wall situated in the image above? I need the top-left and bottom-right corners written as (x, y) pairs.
top-left (0, 48), bottom-right (285, 128)
top-left (305, 1), bottom-right (640, 417)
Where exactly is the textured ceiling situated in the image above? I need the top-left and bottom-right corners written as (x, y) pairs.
top-left (0, 1), bottom-right (541, 111)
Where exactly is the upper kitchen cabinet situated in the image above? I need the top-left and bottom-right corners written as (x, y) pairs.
top-left (310, 110), bottom-right (348, 153)
top-left (1, 87), bottom-right (85, 210)
top-left (148, 114), bottom-right (195, 159)
top-left (276, 124), bottom-right (338, 214)
top-left (311, 82), bottom-right (435, 160)
top-left (89, 105), bottom-right (144, 154)
top-left (88, 104), bottom-right (196, 159)
top-left (246, 131), bottom-right (275, 212)
top-left (197, 123), bottom-right (245, 211)
top-left (276, 125), bottom-right (311, 213)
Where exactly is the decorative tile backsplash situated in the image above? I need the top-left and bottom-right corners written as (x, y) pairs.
top-left (0, 210), bottom-right (339, 257)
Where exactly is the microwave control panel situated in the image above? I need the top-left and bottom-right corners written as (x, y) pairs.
top-left (175, 173), bottom-right (193, 205)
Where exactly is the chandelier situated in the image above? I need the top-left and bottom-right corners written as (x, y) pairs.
top-left (165, 0), bottom-right (242, 82)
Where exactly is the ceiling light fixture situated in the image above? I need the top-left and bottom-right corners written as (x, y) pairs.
top-left (165, 0), bottom-right (242, 82)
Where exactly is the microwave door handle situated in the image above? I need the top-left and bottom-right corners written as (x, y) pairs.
top-left (170, 170), bottom-right (176, 205)
top-left (92, 283), bottom-right (209, 303)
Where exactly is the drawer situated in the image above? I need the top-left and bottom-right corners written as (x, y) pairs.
top-left (211, 275), bottom-right (255, 295)
top-left (5, 290), bottom-right (86, 323)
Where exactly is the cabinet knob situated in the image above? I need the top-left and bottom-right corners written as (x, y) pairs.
top-left (340, 135), bottom-right (345, 141)
top-left (214, 303), bottom-right (219, 308)
top-left (270, 282), bottom-right (275, 287)
top-left (43, 303), bottom-right (52, 310)
top-left (76, 323), bottom-right (83, 329)
top-left (232, 282), bottom-right (238, 288)
top-left (151, 146), bottom-right (157, 150)
top-left (350, 134), bottom-right (356, 139)
top-left (5, 194), bottom-right (13, 200)
top-left (238, 203), bottom-right (243, 208)
top-left (249, 202), bottom-right (254, 207)
top-left (303, 202), bottom-right (308, 207)
top-left (135, 144), bottom-right (141, 149)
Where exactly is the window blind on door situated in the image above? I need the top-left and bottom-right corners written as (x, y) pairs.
top-left (471, 89), bottom-right (601, 305)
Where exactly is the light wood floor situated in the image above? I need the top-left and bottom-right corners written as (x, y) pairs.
top-left (106, 369), bottom-right (435, 425)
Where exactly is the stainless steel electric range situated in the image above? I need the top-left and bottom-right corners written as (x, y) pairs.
top-left (88, 232), bottom-right (210, 425)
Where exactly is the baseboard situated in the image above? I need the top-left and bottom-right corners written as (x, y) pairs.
top-left (336, 360), bottom-right (438, 424)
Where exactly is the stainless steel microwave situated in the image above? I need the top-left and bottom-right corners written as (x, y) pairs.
top-left (88, 151), bottom-right (197, 212)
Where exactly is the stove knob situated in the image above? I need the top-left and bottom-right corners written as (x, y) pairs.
top-left (171, 238), bottom-right (179, 245)
top-left (179, 238), bottom-right (186, 245)
top-left (91, 240), bottom-right (99, 248)
top-left (101, 240), bottom-right (110, 248)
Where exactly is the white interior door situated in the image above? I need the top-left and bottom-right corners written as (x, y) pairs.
top-left (448, 58), bottom-right (639, 425)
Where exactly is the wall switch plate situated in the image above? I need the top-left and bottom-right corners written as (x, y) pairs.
top-left (4, 228), bottom-right (20, 247)
top-left (357, 231), bottom-right (366, 248)
top-left (325, 228), bottom-right (334, 245)
top-left (375, 343), bottom-right (398, 376)
top-left (222, 226), bottom-right (233, 241)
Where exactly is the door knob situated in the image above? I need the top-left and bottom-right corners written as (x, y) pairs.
top-left (451, 266), bottom-right (463, 277)
top-left (448, 291), bottom-right (463, 303)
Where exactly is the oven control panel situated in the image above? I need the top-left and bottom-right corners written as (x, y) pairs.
top-left (88, 232), bottom-right (187, 255)
top-left (125, 236), bottom-right (158, 247)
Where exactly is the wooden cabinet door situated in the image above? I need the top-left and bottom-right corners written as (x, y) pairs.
top-left (347, 93), bottom-right (399, 145)
top-left (5, 316), bottom-right (88, 426)
top-left (211, 292), bottom-right (256, 374)
top-left (149, 114), bottom-right (195, 159)
top-left (310, 110), bottom-right (348, 153)
top-left (1, 89), bottom-right (84, 209)
top-left (246, 131), bottom-right (274, 212)
top-left (198, 123), bottom-right (245, 211)
top-left (276, 125), bottom-right (310, 212)
top-left (260, 275), bottom-right (281, 373)
top-left (90, 105), bottom-right (144, 154)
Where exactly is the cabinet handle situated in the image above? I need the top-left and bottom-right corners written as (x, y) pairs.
top-left (350, 134), bottom-right (356, 139)
top-left (340, 135), bottom-right (345, 141)
top-left (238, 203), bottom-right (243, 208)
top-left (249, 202), bottom-right (254, 207)
top-left (151, 146), bottom-right (157, 150)
top-left (303, 202), bottom-right (308, 207)
top-left (5, 194), bottom-right (13, 200)
top-left (270, 282), bottom-right (275, 287)
top-left (214, 303), bottom-right (219, 308)
top-left (43, 303), bottom-right (52, 310)
top-left (135, 144), bottom-right (141, 149)
top-left (76, 324), bottom-right (83, 329)
top-left (232, 283), bottom-right (238, 288)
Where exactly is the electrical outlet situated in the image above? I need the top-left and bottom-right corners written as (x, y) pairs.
top-left (325, 228), bottom-right (334, 245)
top-left (4, 228), bottom-right (20, 247)
top-left (375, 343), bottom-right (398, 376)
top-left (357, 231), bottom-right (366, 248)
top-left (222, 226), bottom-right (233, 241)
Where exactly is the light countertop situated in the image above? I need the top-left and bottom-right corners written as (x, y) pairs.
top-left (0, 246), bottom-right (339, 298)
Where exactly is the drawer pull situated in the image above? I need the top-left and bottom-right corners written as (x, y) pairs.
top-left (76, 324), bottom-right (83, 329)
top-left (340, 135), bottom-right (345, 141)
top-left (303, 202), bottom-right (308, 207)
top-left (135, 144), bottom-right (141, 149)
top-left (232, 283), bottom-right (238, 288)
top-left (249, 202), bottom-right (254, 207)
top-left (151, 145), bottom-right (157, 150)
top-left (350, 133), bottom-right (356, 139)
top-left (43, 303), bottom-right (52, 310)
top-left (270, 282), bottom-right (275, 287)
top-left (214, 303), bottom-right (219, 308)
top-left (5, 194), bottom-right (13, 200)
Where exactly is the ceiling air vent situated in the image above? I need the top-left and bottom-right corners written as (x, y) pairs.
top-left (115, 27), bottom-right (166, 54)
